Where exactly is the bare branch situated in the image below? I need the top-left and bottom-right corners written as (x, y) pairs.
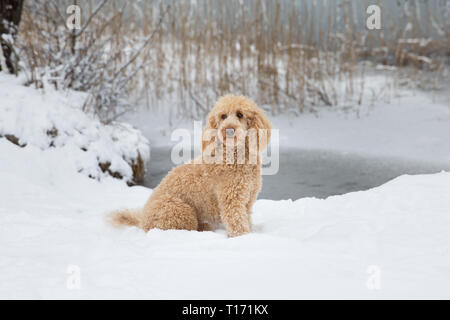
top-left (114, 5), bottom-right (170, 78)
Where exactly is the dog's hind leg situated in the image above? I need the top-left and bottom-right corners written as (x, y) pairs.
top-left (140, 198), bottom-right (198, 232)
top-left (198, 221), bottom-right (215, 231)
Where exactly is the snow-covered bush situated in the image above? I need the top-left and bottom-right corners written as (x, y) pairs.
top-left (16, 0), bottom-right (168, 124)
top-left (0, 73), bottom-right (149, 184)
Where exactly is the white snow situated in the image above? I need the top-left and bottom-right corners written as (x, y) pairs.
top-left (1, 70), bottom-right (450, 299)
top-left (1, 138), bottom-right (450, 299)
top-left (0, 73), bottom-right (150, 184)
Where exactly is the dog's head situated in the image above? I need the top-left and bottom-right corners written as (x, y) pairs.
top-left (202, 95), bottom-right (271, 160)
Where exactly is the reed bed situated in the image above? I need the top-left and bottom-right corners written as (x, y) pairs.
top-left (17, 0), bottom-right (450, 121)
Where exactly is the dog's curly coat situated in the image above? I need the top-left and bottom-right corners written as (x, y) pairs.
top-left (108, 95), bottom-right (272, 237)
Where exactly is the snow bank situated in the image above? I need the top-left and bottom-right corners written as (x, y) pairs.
top-left (1, 139), bottom-right (449, 299)
top-left (0, 73), bottom-right (149, 184)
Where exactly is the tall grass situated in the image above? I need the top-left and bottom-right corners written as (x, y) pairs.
top-left (18, 0), bottom-right (449, 120)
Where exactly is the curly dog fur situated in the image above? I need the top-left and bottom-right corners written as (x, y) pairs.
top-left (108, 95), bottom-right (272, 237)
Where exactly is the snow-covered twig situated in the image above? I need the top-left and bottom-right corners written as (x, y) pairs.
top-left (114, 5), bottom-right (170, 78)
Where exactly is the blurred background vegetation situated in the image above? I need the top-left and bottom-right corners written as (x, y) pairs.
top-left (2, 0), bottom-right (449, 122)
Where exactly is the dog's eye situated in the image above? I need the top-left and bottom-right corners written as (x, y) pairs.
top-left (221, 114), bottom-right (227, 120)
top-left (236, 112), bottom-right (243, 119)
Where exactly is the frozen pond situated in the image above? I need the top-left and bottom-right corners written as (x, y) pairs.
top-left (143, 146), bottom-right (450, 201)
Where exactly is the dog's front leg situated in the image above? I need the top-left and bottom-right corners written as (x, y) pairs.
top-left (246, 175), bottom-right (261, 214)
top-left (245, 174), bottom-right (262, 231)
top-left (216, 184), bottom-right (251, 237)
top-left (220, 201), bottom-right (251, 237)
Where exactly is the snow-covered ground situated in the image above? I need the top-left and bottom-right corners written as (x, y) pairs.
top-left (1, 138), bottom-right (450, 299)
top-left (1, 71), bottom-right (450, 299)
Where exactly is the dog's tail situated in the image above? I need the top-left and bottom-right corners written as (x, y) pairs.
top-left (107, 208), bottom-right (142, 228)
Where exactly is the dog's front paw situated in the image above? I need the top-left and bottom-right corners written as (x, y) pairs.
top-left (226, 223), bottom-right (251, 238)
top-left (227, 231), bottom-right (250, 238)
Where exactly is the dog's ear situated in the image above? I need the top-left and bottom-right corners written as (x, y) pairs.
top-left (208, 114), bottom-right (218, 130)
top-left (202, 113), bottom-right (218, 153)
top-left (250, 108), bottom-right (272, 152)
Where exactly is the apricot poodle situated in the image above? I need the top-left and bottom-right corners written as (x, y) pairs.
top-left (108, 95), bottom-right (272, 237)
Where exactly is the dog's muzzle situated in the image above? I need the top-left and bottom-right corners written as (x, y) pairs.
top-left (225, 128), bottom-right (235, 137)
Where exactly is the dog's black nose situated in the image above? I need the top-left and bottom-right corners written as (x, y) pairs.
top-left (225, 128), bottom-right (235, 137)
